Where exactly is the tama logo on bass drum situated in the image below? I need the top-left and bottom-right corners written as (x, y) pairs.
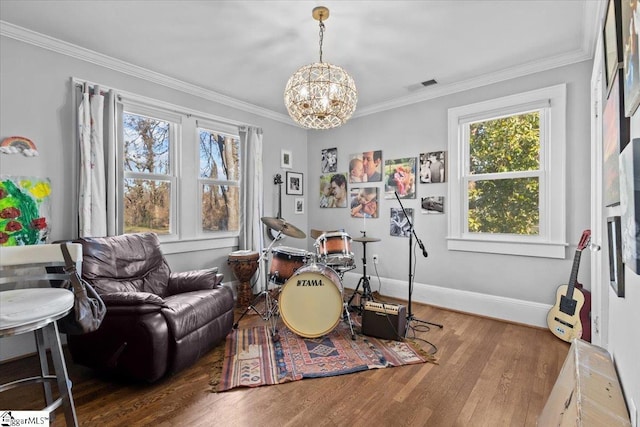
top-left (296, 279), bottom-right (324, 286)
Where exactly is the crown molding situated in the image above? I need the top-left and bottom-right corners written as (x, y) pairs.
top-left (354, 47), bottom-right (592, 118)
top-left (0, 20), bottom-right (295, 126)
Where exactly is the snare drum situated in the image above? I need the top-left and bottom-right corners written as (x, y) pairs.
top-left (270, 246), bottom-right (308, 285)
top-left (315, 231), bottom-right (354, 268)
top-left (279, 263), bottom-right (343, 338)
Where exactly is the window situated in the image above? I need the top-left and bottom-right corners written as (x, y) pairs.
top-left (121, 108), bottom-right (178, 236)
top-left (197, 126), bottom-right (240, 233)
top-left (447, 85), bottom-right (567, 258)
top-left (116, 100), bottom-right (242, 245)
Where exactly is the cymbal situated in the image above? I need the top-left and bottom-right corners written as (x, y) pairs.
top-left (310, 229), bottom-right (325, 239)
top-left (352, 236), bottom-right (381, 243)
top-left (261, 217), bottom-right (306, 239)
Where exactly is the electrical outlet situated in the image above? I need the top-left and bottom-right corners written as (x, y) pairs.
top-left (372, 254), bottom-right (379, 264)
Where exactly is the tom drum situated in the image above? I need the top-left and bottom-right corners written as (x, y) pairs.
top-left (270, 246), bottom-right (309, 285)
top-left (279, 263), bottom-right (343, 338)
top-left (315, 232), bottom-right (354, 269)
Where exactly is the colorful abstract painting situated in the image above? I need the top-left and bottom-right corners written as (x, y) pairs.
top-left (0, 176), bottom-right (51, 246)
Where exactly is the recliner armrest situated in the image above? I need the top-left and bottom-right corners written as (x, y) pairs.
top-left (101, 291), bottom-right (166, 307)
top-left (167, 267), bottom-right (223, 295)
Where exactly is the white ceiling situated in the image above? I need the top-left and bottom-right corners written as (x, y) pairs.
top-left (0, 1), bottom-right (603, 121)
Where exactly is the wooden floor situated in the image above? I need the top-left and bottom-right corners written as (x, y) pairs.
top-left (0, 299), bottom-right (568, 427)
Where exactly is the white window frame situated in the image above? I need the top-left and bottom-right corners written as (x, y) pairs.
top-left (195, 119), bottom-right (241, 238)
top-left (118, 102), bottom-right (181, 241)
top-left (116, 100), bottom-right (242, 248)
top-left (447, 84), bottom-right (567, 258)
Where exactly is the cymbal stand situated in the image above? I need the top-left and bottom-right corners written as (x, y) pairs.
top-left (233, 230), bottom-right (282, 337)
top-left (347, 232), bottom-right (375, 313)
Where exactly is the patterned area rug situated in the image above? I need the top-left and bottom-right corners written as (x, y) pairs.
top-left (216, 321), bottom-right (431, 392)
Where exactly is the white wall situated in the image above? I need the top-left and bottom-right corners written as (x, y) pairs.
top-left (307, 61), bottom-right (593, 327)
top-left (0, 36), bottom-right (308, 360)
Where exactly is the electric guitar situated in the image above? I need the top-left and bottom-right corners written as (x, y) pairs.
top-left (547, 230), bottom-right (592, 342)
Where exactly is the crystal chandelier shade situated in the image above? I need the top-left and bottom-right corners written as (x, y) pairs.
top-left (284, 7), bottom-right (358, 130)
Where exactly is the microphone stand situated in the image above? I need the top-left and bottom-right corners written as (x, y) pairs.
top-left (394, 192), bottom-right (443, 335)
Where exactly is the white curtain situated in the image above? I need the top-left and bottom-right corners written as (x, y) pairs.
top-left (238, 126), bottom-right (264, 289)
top-left (78, 84), bottom-right (117, 237)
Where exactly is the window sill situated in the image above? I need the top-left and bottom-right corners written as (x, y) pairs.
top-left (160, 235), bottom-right (238, 254)
top-left (446, 237), bottom-right (567, 259)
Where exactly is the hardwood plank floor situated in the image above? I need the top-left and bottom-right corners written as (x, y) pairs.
top-left (0, 299), bottom-right (569, 426)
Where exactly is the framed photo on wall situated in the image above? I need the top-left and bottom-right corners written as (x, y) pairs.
top-left (286, 171), bottom-right (303, 195)
top-left (281, 149), bottom-right (292, 169)
top-left (604, 0), bottom-right (623, 94)
top-left (294, 197), bottom-right (304, 214)
top-left (622, 0), bottom-right (640, 116)
top-left (607, 216), bottom-right (625, 297)
top-left (603, 70), bottom-right (630, 206)
top-left (619, 138), bottom-right (640, 274)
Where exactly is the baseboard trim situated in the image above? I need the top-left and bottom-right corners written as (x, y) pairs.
top-left (342, 272), bottom-right (551, 328)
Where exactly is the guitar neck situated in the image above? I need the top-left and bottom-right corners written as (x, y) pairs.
top-left (566, 249), bottom-right (583, 300)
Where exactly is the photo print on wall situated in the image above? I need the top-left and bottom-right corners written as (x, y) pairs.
top-left (419, 151), bottom-right (446, 183)
top-left (319, 173), bottom-right (348, 208)
top-left (348, 153), bottom-right (367, 183)
top-left (421, 196), bottom-right (445, 214)
top-left (390, 207), bottom-right (413, 237)
top-left (361, 150), bottom-right (383, 182)
top-left (384, 157), bottom-right (416, 199)
top-left (321, 147), bottom-right (338, 173)
top-left (350, 187), bottom-right (379, 218)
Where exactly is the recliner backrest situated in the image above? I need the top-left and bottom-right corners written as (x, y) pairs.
top-left (77, 233), bottom-right (172, 297)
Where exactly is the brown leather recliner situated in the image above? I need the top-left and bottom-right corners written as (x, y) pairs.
top-left (67, 233), bottom-right (234, 382)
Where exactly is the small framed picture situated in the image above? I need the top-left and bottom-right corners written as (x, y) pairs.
top-left (294, 197), bottom-right (305, 214)
top-left (321, 147), bottom-right (338, 173)
top-left (607, 216), bottom-right (625, 297)
top-left (281, 149), bottom-right (292, 169)
top-left (286, 171), bottom-right (303, 195)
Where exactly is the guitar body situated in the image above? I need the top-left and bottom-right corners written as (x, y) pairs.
top-left (547, 284), bottom-right (585, 342)
top-left (575, 283), bottom-right (592, 343)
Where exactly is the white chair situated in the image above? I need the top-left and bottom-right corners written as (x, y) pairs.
top-left (0, 243), bottom-right (82, 427)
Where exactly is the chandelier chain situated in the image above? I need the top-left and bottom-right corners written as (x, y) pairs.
top-left (318, 20), bottom-right (325, 63)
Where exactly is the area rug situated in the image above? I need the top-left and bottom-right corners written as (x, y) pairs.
top-left (215, 321), bottom-right (432, 392)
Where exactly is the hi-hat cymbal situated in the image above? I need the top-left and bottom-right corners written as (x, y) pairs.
top-left (353, 236), bottom-right (381, 243)
top-left (261, 217), bottom-right (306, 239)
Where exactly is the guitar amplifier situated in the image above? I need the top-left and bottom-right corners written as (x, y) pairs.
top-left (361, 301), bottom-right (406, 341)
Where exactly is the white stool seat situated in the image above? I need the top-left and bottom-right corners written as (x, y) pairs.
top-left (0, 243), bottom-right (82, 426)
top-left (0, 288), bottom-right (74, 335)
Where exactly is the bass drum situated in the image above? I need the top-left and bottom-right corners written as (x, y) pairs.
top-left (279, 263), bottom-right (343, 338)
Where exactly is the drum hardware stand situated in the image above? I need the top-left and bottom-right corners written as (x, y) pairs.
top-left (347, 232), bottom-right (378, 313)
top-left (233, 230), bottom-right (283, 338)
top-left (394, 192), bottom-right (443, 335)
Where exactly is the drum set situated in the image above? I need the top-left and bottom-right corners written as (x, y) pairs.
top-left (232, 217), bottom-right (369, 341)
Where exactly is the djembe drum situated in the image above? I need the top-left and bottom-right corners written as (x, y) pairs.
top-left (227, 250), bottom-right (260, 309)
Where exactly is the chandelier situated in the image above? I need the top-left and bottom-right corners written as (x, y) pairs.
top-left (284, 6), bottom-right (358, 130)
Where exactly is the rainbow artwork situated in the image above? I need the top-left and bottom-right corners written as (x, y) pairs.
top-left (0, 136), bottom-right (39, 156)
top-left (0, 176), bottom-right (51, 246)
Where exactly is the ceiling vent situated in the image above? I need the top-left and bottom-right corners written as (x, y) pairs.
top-left (421, 79), bottom-right (438, 87)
